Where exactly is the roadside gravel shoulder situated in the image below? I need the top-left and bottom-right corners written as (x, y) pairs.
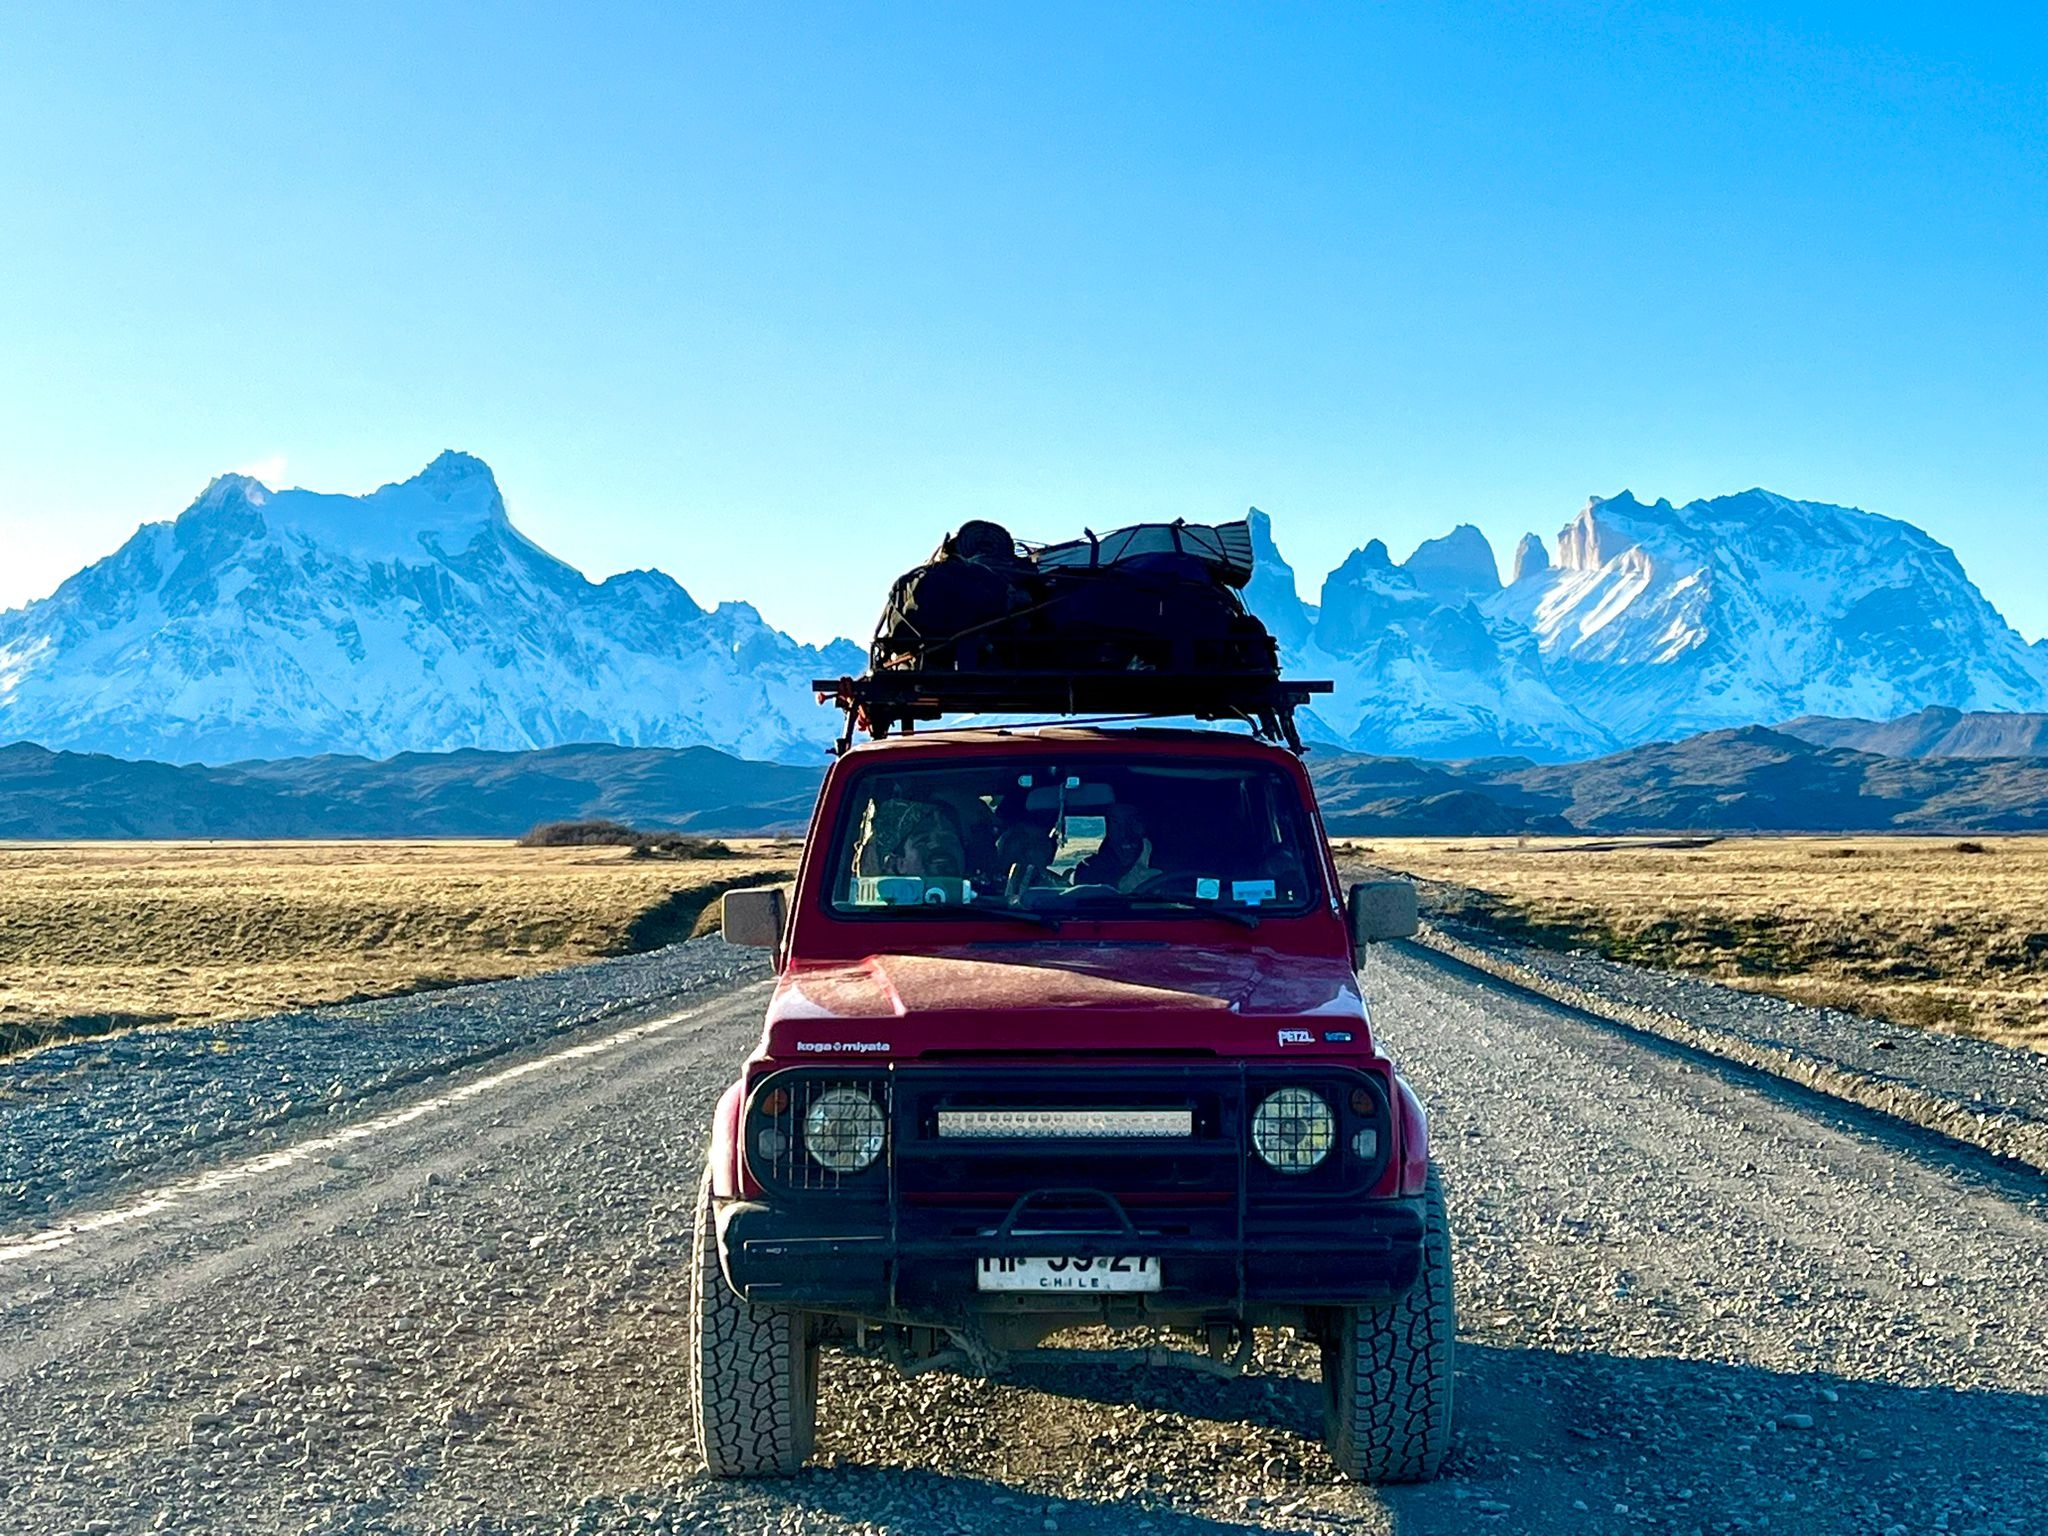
top-left (0, 937), bottom-right (771, 1227)
top-left (3, 933), bottom-right (2044, 1534)
top-left (1405, 918), bottom-right (2048, 1177)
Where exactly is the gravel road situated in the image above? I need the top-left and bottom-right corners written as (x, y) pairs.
top-left (2, 941), bottom-right (2043, 1535)
top-left (1412, 915), bottom-right (2048, 1175)
top-left (0, 941), bottom-right (770, 1226)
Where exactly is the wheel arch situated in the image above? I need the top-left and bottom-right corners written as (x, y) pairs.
top-left (709, 1078), bottom-right (747, 1200)
top-left (1393, 1074), bottom-right (1431, 1197)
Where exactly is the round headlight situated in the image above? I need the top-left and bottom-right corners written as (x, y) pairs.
top-left (803, 1086), bottom-right (887, 1172)
top-left (1251, 1087), bottom-right (1335, 1173)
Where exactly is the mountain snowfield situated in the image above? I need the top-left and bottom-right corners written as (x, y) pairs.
top-left (1498, 490), bottom-right (2048, 747)
top-left (1, 453), bottom-right (2043, 764)
top-left (1253, 492), bottom-right (2048, 758)
top-left (0, 453), bottom-right (862, 764)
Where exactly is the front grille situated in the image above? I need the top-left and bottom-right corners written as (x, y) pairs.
top-left (744, 1063), bottom-right (1391, 1202)
top-left (898, 1068), bottom-right (1235, 1207)
top-left (935, 1106), bottom-right (1194, 1140)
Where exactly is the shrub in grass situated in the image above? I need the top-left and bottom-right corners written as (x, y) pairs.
top-left (519, 819), bottom-right (643, 847)
top-left (519, 820), bottom-right (733, 858)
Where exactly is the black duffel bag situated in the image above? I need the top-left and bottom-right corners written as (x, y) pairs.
top-left (871, 520), bottom-right (1034, 669)
top-left (871, 517), bottom-right (1278, 676)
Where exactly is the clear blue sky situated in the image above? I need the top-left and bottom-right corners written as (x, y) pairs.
top-left (2, 2), bottom-right (2042, 645)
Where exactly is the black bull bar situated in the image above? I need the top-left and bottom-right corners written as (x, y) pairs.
top-left (717, 1061), bottom-right (1426, 1319)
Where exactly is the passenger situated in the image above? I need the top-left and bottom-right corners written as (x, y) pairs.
top-left (855, 798), bottom-right (967, 879)
top-left (991, 791), bottom-right (1060, 899)
top-left (896, 802), bottom-right (966, 878)
top-left (1071, 803), bottom-right (1156, 893)
top-left (930, 788), bottom-right (1002, 886)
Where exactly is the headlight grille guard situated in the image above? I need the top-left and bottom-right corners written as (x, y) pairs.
top-left (742, 1063), bottom-right (1394, 1200)
top-left (1241, 1068), bottom-right (1392, 1195)
top-left (745, 1069), bottom-right (892, 1194)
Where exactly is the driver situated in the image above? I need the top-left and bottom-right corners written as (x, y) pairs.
top-left (1071, 803), bottom-right (1155, 893)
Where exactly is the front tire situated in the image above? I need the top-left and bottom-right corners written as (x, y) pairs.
top-left (1321, 1164), bottom-right (1455, 1482)
top-left (690, 1172), bottom-right (818, 1476)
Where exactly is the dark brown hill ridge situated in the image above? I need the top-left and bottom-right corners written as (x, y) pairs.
top-left (1778, 705), bottom-right (2048, 760)
top-left (0, 742), bottom-right (821, 840)
top-left (1310, 727), bottom-right (2048, 835)
top-left (4, 721), bottom-right (2046, 839)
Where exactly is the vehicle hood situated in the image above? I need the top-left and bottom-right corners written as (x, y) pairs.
top-left (764, 943), bottom-right (1368, 1057)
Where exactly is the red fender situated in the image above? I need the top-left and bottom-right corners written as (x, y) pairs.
top-left (1393, 1074), bottom-right (1431, 1196)
top-left (708, 1079), bottom-right (747, 1199)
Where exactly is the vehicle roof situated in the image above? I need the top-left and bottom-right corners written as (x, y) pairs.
top-left (837, 724), bottom-right (1302, 762)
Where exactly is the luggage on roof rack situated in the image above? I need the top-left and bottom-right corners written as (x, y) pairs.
top-left (870, 516), bottom-right (1275, 677)
top-left (828, 514), bottom-right (1329, 753)
top-left (1033, 519), bottom-right (1255, 586)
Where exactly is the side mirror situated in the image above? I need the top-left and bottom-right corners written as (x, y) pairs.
top-left (721, 885), bottom-right (790, 949)
top-left (1348, 879), bottom-right (1418, 964)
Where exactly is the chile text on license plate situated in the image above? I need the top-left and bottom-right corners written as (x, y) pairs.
top-left (977, 1256), bottom-right (1160, 1293)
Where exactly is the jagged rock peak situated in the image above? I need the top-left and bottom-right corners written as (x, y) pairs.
top-left (191, 451), bottom-right (517, 567)
top-left (1511, 533), bottom-right (1549, 584)
top-left (1403, 524), bottom-right (1500, 602)
top-left (192, 472), bottom-right (271, 511)
top-left (1315, 541), bottom-right (1400, 624)
top-left (1239, 507), bottom-right (1313, 649)
top-left (1244, 505), bottom-right (1282, 555)
top-left (1557, 494), bottom-right (1653, 572)
top-left (411, 449), bottom-right (500, 496)
top-left (1245, 508), bottom-right (1295, 577)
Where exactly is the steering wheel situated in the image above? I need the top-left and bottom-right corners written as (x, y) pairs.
top-left (1124, 869), bottom-right (1205, 898)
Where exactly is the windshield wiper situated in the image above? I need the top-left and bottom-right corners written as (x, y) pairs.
top-left (1092, 897), bottom-right (1263, 929)
top-left (857, 902), bottom-right (1056, 929)
top-left (963, 902), bottom-right (1059, 929)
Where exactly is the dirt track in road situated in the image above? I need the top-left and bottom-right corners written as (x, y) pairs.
top-left (1, 946), bottom-right (2043, 1535)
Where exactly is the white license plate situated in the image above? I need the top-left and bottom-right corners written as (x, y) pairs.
top-left (977, 1256), bottom-right (1160, 1293)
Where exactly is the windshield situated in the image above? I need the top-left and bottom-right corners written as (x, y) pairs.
top-left (825, 755), bottom-right (1324, 921)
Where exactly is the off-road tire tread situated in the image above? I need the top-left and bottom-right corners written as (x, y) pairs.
top-left (690, 1172), bottom-right (816, 1477)
top-left (1323, 1164), bottom-right (1455, 1482)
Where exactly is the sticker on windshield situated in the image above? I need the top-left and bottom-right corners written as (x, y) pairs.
top-left (850, 876), bottom-right (974, 907)
top-left (1232, 879), bottom-right (1277, 906)
top-left (1195, 877), bottom-right (1221, 901)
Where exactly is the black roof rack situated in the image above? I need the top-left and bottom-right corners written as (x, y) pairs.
top-left (812, 670), bottom-right (1333, 754)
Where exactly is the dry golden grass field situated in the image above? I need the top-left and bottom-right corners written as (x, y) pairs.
top-left (0, 839), bottom-right (799, 1054)
top-left (1348, 835), bottom-right (2048, 1051)
top-left (11, 834), bottom-right (2044, 1060)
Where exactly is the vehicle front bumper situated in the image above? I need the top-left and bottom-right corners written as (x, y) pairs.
top-left (715, 1191), bottom-right (1426, 1320)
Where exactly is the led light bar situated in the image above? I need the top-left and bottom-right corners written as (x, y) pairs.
top-left (936, 1107), bottom-right (1194, 1140)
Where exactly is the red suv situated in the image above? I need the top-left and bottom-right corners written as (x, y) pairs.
top-left (693, 724), bottom-right (1452, 1482)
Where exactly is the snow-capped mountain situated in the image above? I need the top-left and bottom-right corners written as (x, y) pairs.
top-left (1490, 490), bottom-right (2046, 742)
top-left (1237, 488), bottom-right (2046, 758)
top-left (2, 456), bottom-right (2038, 766)
top-left (0, 453), bottom-right (863, 764)
top-left (1280, 529), bottom-right (1611, 759)
top-left (1240, 510), bottom-right (1613, 757)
